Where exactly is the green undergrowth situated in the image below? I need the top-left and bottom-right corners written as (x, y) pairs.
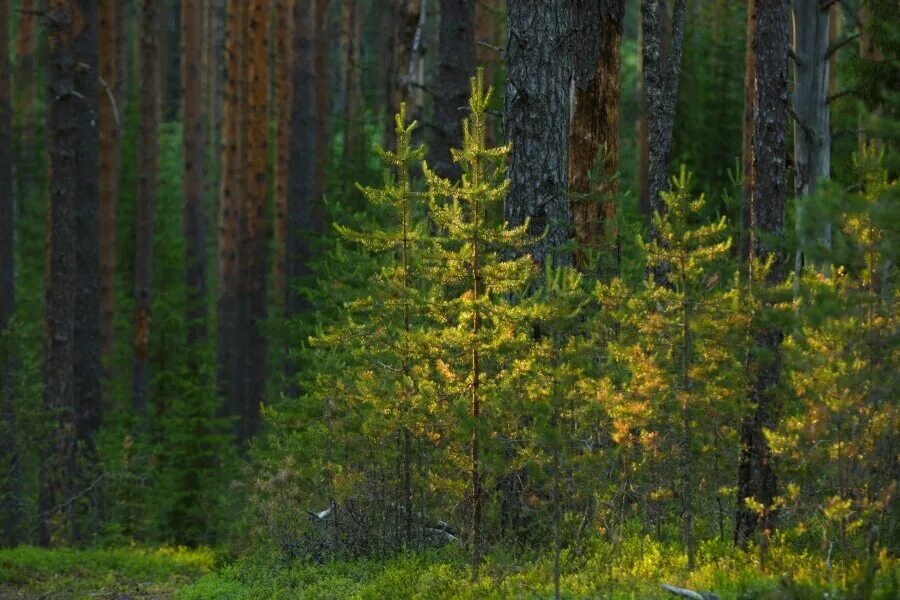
top-left (0, 545), bottom-right (214, 598)
top-left (177, 535), bottom-right (898, 600)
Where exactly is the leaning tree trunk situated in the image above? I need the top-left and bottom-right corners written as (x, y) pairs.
top-left (569, 0), bottom-right (625, 275)
top-left (41, 0), bottom-right (99, 545)
top-left (504, 0), bottom-right (573, 267)
top-left (0, 0), bottom-right (21, 549)
top-left (134, 0), bottom-right (161, 419)
top-left (239, 0), bottom-right (271, 441)
top-left (429, 0), bottom-right (476, 181)
top-left (99, 0), bottom-right (121, 366)
top-left (792, 0), bottom-right (831, 277)
top-left (641, 0), bottom-right (686, 222)
top-left (735, 0), bottom-right (789, 551)
top-left (183, 0), bottom-right (207, 349)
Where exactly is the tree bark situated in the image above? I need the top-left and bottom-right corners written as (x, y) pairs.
top-left (640, 0), bottom-right (686, 221)
top-left (134, 0), bottom-right (161, 418)
top-left (792, 0), bottom-right (831, 276)
top-left (217, 0), bottom-right (245, 426)
top-left (385, 0), bottom-right (421, 151)
top-left (273, 0), bottom-right (293, 307)
top-left (99, 0), bottom-right (121, 367)
top-left (41, 0), bottom-right (98, 545)
top-left (286, 0), bottom-right (317, 385)
top-left (164, 0), bottom-right (181, 121)
top-left (429, 0), bottom-right (475, 181)
top-left (239, 0), bottom-right (271, 440)
top-left (569, 0), bottom-right (625, 274)
top-left (183, 0), bottom-right (207, 348)
top-left (342, 0), bottom-right (362, 177)
top-left (0, 0), bottom-right (21, 549)
top-left (474, 0), bottom-right (501, 145)
top-left (735, 0), bottom-right (789, 549)
top-left (740, 0), bottom-right (756, 263)
top-left (314, 0), bottom-right (330, 201)
top-left (504, 0), bottom-right (573, 267)
top-left (13, 0), bottom-right (38, 204)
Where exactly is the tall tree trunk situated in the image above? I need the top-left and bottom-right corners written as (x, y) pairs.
top-left (314, 0), bottom-right (330, 201)
top-left (740, 0), bottom-right (756, 263)
top-left (792, 0), bottom-right (831, 277)
top-left (287, 0), bottom-right (318, 376)
top-left (569, 0), bottom-right (625, 274)
top-left (41, 0), bottom-right (99, 545)
top-left (13, 0), bottom-right (38, 204)
top-left (134, 0), bottom-right (161, 418)
top-left (70, 0), bottom-right (102, 523)
top-left (504, 0), bottom-right (573, 267)
top-left (217, 0), bottom-right (245, 425)
top-left (183, 0), bottom-right (207, 349)
top-left (341, 0), bottom-right (362, 178)
top-left (735, 0), bottom-right (789, 550)
top-left (429, 0), bottom-right (475, 181)
top-left (99, 0), bottom-right (121, 368)
top-left (0, 0), bottom-right (20, 549)
top-left (273, 0), bottom-right (293, 306)
top-left (239, 0), bottom-right (271, 440)
top-left (640, 0), bottom-right (686, 221)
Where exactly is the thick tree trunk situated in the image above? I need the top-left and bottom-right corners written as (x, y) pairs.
top-left (134, 0), bottom-right (161, 418)
top-left (239, 0), bottom-right (271, 440)
top-left (740, 0), bottom-right (756, 263)
top-left (429, 0), bottom-right (475, 181)
top-left (504, 0), bottom-right (573, 267)
top-left (273, 0), bottom-right (293, 306)
top-left (41, 0), bottom-right (99, 545)
top-left (735, 0), bottom-right (789, 550)
top-left (792, 0), bottom-right (831, 276)
top-left (0, 0), bottom-right (20, 549)
top-left (99, 0), bottom-right (121, 366)
top-left (569, 0), bottom-right (625, 274)
top-left (70, 0), bottom-right (102, 519)
top-left (641, 0), bottom-right (686, 221)
top-left (217, 0), bottom-right (245, 425)
top-left (183, 0), bottom-right (207, 348)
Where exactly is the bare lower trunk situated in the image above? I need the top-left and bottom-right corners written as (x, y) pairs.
top-left (740, 0), bottom-right (756, 263)
top-left (273, 0), bottom-right (293, 308)
top-left (504, 0), bottom-right (573, 267)
top-left (569, 0), bottom-right (625, 275)
top-left (134, 0), bottom-right (161, 419)
top-left (735, 0), bottom-right (789, 550)
top-left (429, 0), bottom-right (476, 181)
top-left (792, 0), bottom-right (831, 277)
top-left (641, 0), bottom-right (686, 222)
top-left (183, 0), bottom-right (207, 349)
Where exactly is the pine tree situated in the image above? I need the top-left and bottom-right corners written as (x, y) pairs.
top-left (424, 70), bottom-right (537, 578)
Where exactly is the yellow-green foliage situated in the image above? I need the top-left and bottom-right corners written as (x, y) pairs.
top-left (0, 545), bottom-right (214, 598)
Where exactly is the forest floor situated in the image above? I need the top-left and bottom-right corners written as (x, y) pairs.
top-left (0, 546), bottom-right (213, 599)
top-left (0, 539), bottom-right (896, 599)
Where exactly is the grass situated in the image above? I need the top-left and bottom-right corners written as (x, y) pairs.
top-left (0, 536), bottom-right (896, 599)
top-left (0, 545), bottom-right (214, 599)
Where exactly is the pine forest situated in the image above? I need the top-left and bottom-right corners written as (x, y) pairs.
top-left (0, 1), bottom-right (898, 598)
